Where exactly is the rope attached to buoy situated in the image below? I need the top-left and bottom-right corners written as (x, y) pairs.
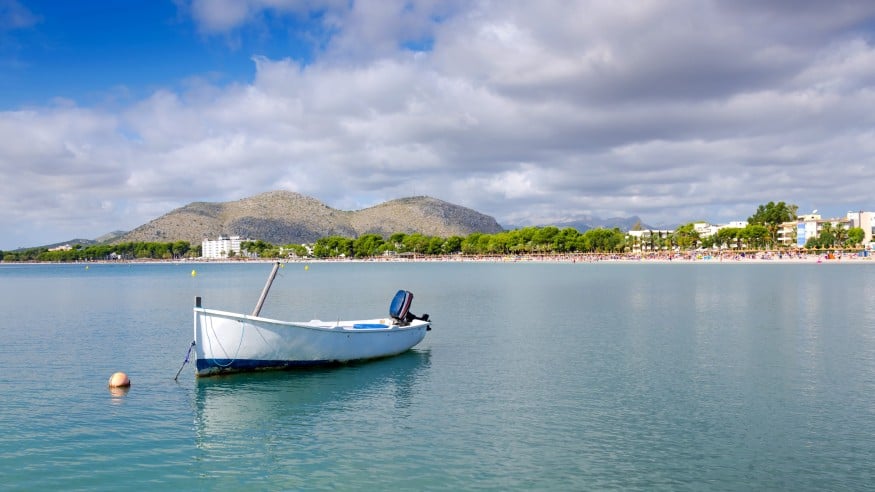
top-left (174, 340), bottom-right (196, 380)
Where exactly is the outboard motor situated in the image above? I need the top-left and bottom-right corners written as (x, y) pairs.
top-left (390, 290), bottom-right (430, 327)
top-left (390, 290), bottom-right (413, 323)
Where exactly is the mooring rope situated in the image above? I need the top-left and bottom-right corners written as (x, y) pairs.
top-left (211, 320), bottom-right (246, 368)
top-left (174, 340), bottom-right (196, 380)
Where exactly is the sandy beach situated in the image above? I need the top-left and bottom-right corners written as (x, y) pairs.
top-left (7, 250), bottom-right (871, 266)
top-left (166, 250), bottom-right (873, 265)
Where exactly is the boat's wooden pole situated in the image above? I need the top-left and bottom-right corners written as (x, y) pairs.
top-left (252, 262), bottom-right (281, 316)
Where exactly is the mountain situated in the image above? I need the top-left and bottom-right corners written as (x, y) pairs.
top-left (504, 215), bottom-right (654, 233)
top-left (19, 238), bottom-right (98, 252)
top-left (550, 216), bottom-right (654, 232)
top-left (94, 230), bottom-right (128, 243)
top-left (114, 191), bottom-right (504, 245)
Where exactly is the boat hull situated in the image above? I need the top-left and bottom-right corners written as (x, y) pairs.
top-left (193, 307), bottom-right (430, 376)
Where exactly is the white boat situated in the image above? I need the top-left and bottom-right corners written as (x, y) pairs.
top-left (191, 263), bottom-right (432, 377)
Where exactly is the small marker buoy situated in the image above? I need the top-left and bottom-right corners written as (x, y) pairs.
top-left (304, 265), bottom-right (309, 271)
top-left (191, 269), bottom-right (197, 277)
top-left (108, 372), bottom-right (131, 388)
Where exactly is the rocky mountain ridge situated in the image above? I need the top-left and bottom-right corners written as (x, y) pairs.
top-left (546, 216), bottom-right (656, 233)
top-left (114, 191), bottom-right (504, 245)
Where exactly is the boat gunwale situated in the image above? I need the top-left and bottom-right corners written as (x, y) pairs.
top-left (194, 306), bottom-right (430, 332)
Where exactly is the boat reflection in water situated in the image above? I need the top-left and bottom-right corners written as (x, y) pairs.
top-left (192, 349), bottom-right (432, 465)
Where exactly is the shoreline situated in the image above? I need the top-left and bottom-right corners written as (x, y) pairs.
top-left (2, 251), bottom-right (872, 265)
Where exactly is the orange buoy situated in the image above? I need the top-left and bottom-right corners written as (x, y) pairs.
top-left (108, 372), bottom-right (131, 388)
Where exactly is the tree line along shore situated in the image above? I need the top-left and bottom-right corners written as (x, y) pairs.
top-left (3, 201), bottom-right (869, 262)
top-left (2, 223), bottom-right (869, 264)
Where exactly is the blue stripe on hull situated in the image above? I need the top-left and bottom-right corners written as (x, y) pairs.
top-left (196, 358), bottom-right (340, 375)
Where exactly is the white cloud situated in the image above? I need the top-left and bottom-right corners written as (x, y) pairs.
top-left (0, 0), bottom-right (40, 30)
top-left (189, 0), bottom-right (252, 33)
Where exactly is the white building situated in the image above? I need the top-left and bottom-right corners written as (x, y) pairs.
top-left (846, 211), bottom-right (875, 248)
top-left (693, 222), bottom-right (719, 238)
top-left (777, 214), bottom-right (852, 248)
top-left (201, 235), bottom-right (249, 259)
top-left (694, 221), bottom-right (748, 240)
top-left (793, 217), bottom-right (820, 248)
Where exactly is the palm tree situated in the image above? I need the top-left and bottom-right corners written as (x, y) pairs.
top-left (833, 223), bottom-right (847, 248)
top-left (819, 222), bottom-right (835, 248)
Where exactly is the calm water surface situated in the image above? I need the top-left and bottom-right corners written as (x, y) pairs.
top-left (1, 261), bottom-right (874, 490)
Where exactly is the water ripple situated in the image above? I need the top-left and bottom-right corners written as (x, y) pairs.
top-left (3, 263), bottom-right (875, 489)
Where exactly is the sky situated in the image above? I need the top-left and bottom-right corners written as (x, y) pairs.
top-left (2, 0), bottom-right (875, 249)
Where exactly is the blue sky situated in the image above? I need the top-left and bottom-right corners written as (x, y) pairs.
top-left (1, 1), bottom-right (325, 107)
top-left (2, 0), bottom-right (875, 249)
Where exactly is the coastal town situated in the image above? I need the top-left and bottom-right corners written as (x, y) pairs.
top-left (194, 207), bottom-right (875, 261)
top-left (6, 203), bottom-right (873, 263)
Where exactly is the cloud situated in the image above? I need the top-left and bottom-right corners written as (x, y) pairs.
top-left (0, 0), bottom-right (40, 30)
top-left (3, 0), bottom-right (875, 248)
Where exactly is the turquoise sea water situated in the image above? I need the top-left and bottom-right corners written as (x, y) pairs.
top-left (1, 261), bottom-right (875, 490)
